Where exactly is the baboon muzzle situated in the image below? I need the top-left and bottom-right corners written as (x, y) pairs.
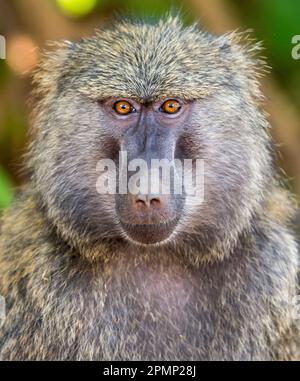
top-left (115, 120), bottom-right (184, 244)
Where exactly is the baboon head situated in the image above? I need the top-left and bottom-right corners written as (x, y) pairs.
top-left (31, 17), bottom-right (272, 257)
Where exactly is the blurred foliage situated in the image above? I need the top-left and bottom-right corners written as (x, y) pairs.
top-left (0, 0), bottom-right (299, 213)
top-left (0, 166), bottom-right (13, 209)
top-left (234, 0), bottom-right (300, 102)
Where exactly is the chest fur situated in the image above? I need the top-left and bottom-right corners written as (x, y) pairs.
top-left (37, 252), bottom-right (273, 360)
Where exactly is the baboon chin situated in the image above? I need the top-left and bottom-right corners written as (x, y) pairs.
top-left (0, 16), bottom-right (299, 361)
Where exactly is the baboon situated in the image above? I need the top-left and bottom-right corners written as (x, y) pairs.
top-left (0, 16), bottom-right (299, 361)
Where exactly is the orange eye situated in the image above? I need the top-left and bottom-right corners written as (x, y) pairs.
top-left (114, 100), bottom-right (135, 115)
top-left (160, 99), bottom-right (182, 114)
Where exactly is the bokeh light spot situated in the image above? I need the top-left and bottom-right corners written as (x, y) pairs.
top-left (56, 0), bottom-right (98, 18)
top-left (7, 35), bottom-right (39, 76)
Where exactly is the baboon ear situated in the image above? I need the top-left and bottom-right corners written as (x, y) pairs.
top-left (214, 32), bottom-right (267, 101)
top-left (32, 41), bottom-right (74, 96)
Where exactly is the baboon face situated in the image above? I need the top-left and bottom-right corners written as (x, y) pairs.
top-left (99, 97), bottom-right (192, 245)
top-left (33, 18), bottom-right (270, 250)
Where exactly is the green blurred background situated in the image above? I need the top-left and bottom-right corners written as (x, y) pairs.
top-left (0, 0), bottom-right (299, 231)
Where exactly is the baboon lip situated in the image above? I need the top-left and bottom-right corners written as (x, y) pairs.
top-left (120, 218), bottom-right (179, 245)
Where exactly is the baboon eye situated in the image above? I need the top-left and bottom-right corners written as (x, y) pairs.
top-left (113, 100), bottom-right (136, 115)
top-left (160, 99), bottom-right (182, 114)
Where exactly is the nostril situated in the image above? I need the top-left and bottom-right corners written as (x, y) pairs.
top-left (134, 195), bottom-right (162, 209)
top-left (135, 195), bottom-right (149, 210)
top-left (136, 199), bottom-right (146, 206)
top-left (150, 197), bottom-right (161, 206)
top-left (135, 194), bottom-right (147, 206)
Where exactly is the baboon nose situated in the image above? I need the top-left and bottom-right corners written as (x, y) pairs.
top-left (134, 194), bottom-right (162, 210)
top-left (117, 192), bottom-right (183, 243)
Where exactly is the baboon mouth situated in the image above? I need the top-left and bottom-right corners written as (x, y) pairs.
top-left (120, 218), bottom-right (179, 245)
